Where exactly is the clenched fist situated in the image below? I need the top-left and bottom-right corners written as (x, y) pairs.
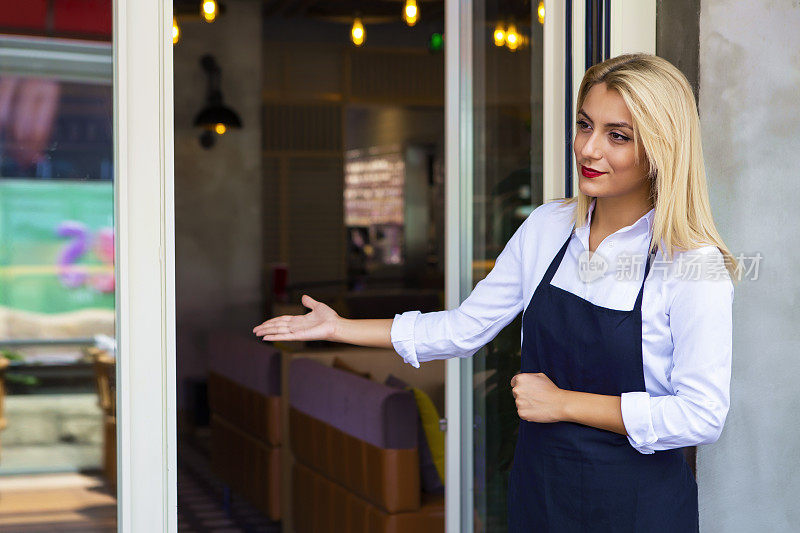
top-left (510, 372), bottom-right (568, 424)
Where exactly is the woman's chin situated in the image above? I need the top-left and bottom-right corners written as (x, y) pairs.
top-left (577, 178), bottom-right (607, 196)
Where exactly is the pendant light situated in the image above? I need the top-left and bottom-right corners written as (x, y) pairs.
top-left (201, 0), bottom-right (218, 23)
top-left (351, 17), bottom-right (365, 46)
top-left (505, 22), bottom-right (520, 51)
top-left (493, 21), bottom-right (506, 47)
top-left (172, 17), bottom-right (180, 45)
top-left (403, 0), bottom-right (419, 26)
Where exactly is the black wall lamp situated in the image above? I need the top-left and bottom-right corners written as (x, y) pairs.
top-left (194, 54), bottom-right (242, 149)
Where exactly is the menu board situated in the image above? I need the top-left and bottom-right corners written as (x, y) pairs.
top-left (344, 146), bottom-right (405, 268)
top-left (344, 146), bottom-right (405, 226)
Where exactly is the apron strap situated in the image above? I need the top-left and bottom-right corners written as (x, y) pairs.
top-left (634, 248), bottom-right (655, 310)
top-left (541, 225), bottom-right (575, 285)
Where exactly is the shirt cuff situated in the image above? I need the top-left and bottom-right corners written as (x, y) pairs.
top-left (390, 310), bottom-right (421, 368)
top-left (620, 391), bottom-right (658, 454)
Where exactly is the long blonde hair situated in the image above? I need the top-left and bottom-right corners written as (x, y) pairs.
top-left (559, 53), bottom-right (739, 280)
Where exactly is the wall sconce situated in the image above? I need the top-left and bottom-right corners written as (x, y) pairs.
top-left (193, 54), bottom-right (242, 149)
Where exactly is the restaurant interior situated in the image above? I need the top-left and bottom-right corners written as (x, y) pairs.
top-left (0, 0), bottom-right (535, 530)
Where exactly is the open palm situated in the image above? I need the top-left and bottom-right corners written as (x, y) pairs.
top-left (252, 294), bottom-right (339, 342)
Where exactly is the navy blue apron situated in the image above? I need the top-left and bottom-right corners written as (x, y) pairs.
top-left (507, 225), bottom-right (699, 532)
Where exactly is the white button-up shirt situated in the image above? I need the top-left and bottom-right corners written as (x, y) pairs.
top-left (391, 198), bottom-right (734, 454)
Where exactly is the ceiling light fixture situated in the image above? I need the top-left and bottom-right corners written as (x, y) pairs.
top-left (172, 17), bottom-right (180, 44)
top-left (506, 23), bottom-right (520, 51)
top-left (403, 0), bottom-right (419, 26)
top-left (201, 0), bottom-right (217, 23)
top-left (351, 17), bottom-right (365, 46)
top-left (493, 22), bottom-right (505, 47)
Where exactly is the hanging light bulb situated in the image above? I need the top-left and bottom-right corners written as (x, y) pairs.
top-left (403, 0), bottom-right (419, 26)
top-left (214, 123), bottom-right (227, 135)
top-left (172, 17), bottom-right (180, 45)
top-left (201, 0), bottom-right (218, 23)
top-left (537, 1), bottom-right (545, 25)
top-left (493, 21), bottom-right (506, 47)
top-left (506, 23), bottom-right (520, 51)
top-left (351, 17), bottom-right (365, 46)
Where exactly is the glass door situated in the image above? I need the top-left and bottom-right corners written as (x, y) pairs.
top-left (445, 0), bottom-right (656, 531)
top-left (467, 1), bottom-right (545, 530)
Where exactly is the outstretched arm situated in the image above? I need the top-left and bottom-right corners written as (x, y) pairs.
top-left (253, 294), bottom-right (394, 349)
top-left (332, 317), bottom-right (394, 348)
top-left (391, 209), bottom-right (538, 368)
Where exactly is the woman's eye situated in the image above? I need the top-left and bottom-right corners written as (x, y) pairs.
top-left (576, 120), bottom-right (628, 141)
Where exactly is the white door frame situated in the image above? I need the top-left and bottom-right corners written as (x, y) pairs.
top-left (113, 0), bottom-right (177, 531)
top-left (444, 1), bottom-right (655, 531)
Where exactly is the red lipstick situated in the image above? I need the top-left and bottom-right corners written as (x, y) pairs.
top-left (581, 165), bottom-right (605, 178)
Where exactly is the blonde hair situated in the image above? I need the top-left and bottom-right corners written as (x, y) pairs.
top-left (559, 53), bottom-right (739, 280)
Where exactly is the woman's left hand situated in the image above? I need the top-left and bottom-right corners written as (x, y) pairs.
top-left (510, 373), bottom-right (568, 423)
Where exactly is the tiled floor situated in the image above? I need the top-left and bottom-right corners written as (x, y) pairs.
top-left (177, 439), bottom-right (281, 533)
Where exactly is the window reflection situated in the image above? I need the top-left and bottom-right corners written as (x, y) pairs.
top-left (0, 34), bottom-right (116, 532)
top-left (0, 76), bottom-right (112, 180)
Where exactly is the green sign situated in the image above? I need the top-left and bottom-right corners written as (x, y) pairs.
top-left (0, 179), bottom-right (115, 314)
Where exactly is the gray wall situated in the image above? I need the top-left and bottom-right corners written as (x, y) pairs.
top-left (698, 1), bottom-right (800, 530)
top-left (174, 0), bottom-right (263, 407)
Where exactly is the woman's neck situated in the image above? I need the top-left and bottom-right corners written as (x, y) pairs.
top-left (591, 195), bottom-right (654, 235)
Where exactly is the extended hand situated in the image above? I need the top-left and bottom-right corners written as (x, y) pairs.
top-left (252, 294), bottom-right (340, 342)
top-left (510, 372), bottom-right (567, 423)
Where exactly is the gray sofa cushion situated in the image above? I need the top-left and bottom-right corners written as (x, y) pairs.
top-left (207, 329), bottom-right (281, 396)
top-left (289, 358), bottom-right (418, 449)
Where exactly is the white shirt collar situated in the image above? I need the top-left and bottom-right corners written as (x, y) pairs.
top-left (574, 198), bottom-right (655, 250)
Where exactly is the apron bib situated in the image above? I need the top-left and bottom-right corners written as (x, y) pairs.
top-left (507, 226), bottom-right (699, 532)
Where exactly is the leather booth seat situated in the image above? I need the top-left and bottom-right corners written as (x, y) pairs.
top-left (289, 357), bottom-right (444, 533)
top-left (207, 329), bottom-right (282, 521)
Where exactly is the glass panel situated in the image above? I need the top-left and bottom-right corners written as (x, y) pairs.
top-left (0, 12), bottom-right (116, 530)
top-left (470, 0), bottom-right (543, 529)
top-left (175, 2), bottom-right (445, 531)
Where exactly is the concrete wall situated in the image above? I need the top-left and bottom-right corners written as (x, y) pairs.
top-left (174, 0), bottom-right (263, 408)
top-left (698, 1), bottom-right (800, 530)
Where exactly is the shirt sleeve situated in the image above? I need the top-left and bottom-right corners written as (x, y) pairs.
top-left (621, 246), bottom-right (734, 454)
top-left (390, 211), bottom-right (533, 368)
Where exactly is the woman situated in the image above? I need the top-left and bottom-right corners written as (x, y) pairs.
top-left (253, 53), bottom-right (736, 532)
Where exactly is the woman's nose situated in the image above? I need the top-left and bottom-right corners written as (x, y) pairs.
top-left (580, 132), bottom-right (602, 160)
